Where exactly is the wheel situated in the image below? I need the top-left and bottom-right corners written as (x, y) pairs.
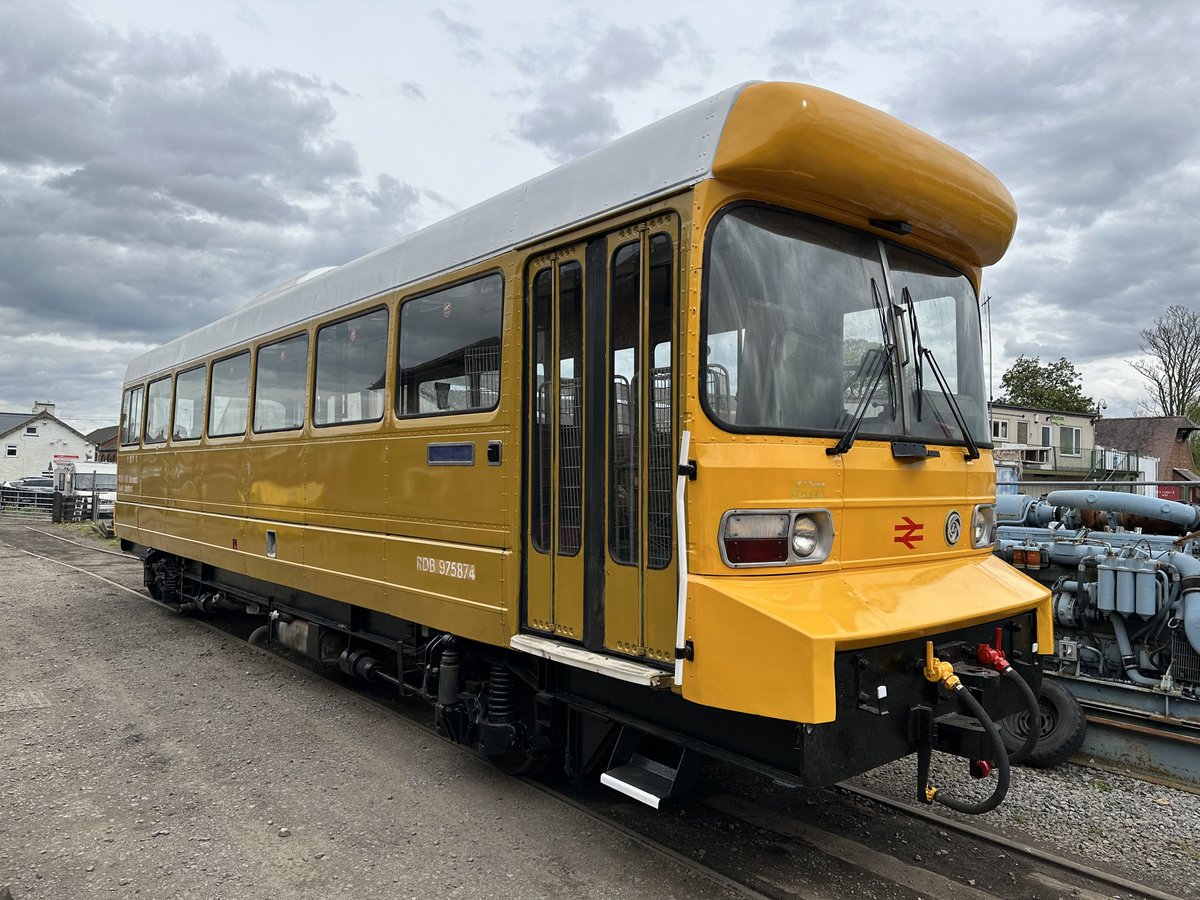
top-left (999, 678), bottom-right (1086, 768)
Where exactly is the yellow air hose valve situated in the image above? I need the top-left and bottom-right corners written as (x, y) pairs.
top-left (922, 641), bottom-right (961, 691)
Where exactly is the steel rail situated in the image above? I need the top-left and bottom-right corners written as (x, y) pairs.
top-left (837, 782), bottom-right (1183, 900)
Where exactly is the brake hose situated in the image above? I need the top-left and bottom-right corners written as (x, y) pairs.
top-left (920, 643), bottom-right (1011, 814)
top-left (977, 640), bottom-right (1041, 765)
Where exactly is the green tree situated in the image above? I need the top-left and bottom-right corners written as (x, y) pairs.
top-left (997, 355), bottom-right (1096, 414)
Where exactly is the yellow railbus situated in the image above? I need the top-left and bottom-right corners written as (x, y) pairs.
top-left (118, 82), bottom-right (1051, 812)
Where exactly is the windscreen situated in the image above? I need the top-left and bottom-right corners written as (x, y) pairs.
top-left (703, 205), bottom-right (986, 448)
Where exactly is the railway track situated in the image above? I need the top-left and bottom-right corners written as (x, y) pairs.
top-left (3, 522), bottom-right (1186, 900)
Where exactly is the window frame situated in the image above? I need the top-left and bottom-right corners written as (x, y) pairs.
top-left (313, 305), bottom-right (390, 429)
top-left (5, 445), bottom-right (16, 457)
top-left (24, 425), bottom-right (38, 436)
top-left (992, 419), bottom-right (1009, 440)
top-left (1060, 424), bottom-right (1082, 457)
top-left (172, 364), bottom-right (207, 443)
top-left (395, 270), bottom-right (505, 420)
top-left (253, 330), bottom-right (310, 434)
top-left (120, 385), bottom-right (145, 447)
top-left (207, 350), bottom-right (252, 439)
top-left (143, 374), bottom-right (173, 445)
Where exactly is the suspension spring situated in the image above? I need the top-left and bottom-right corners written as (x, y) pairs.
top-left (488, 661), bottom-right (516, 724)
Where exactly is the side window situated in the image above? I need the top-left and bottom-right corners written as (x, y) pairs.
top-left (120, 385), bottom-right (144, 446)
top-left (1060, 425), bottom-right (1082, 457)
top-left (314, 308), bottom-right (388, 427)
top-left (208, 352), bottom-right (251, 437)
top-left (173, 365), bottom-right (206, 441)
top-left (143, 376), bottom-right (173, 444)
top-left (254, 333), bottom-right (309, 433)
top-left (397, 273), bottom-right (503, 416)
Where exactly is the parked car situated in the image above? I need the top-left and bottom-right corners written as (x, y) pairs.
top-left (1, 475), bottom-right (55, 509)
top-left (2, 475), bottom-right (55, 493)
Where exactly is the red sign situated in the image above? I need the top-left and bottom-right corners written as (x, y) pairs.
top-left (894, 516), bottom-right (924, 550)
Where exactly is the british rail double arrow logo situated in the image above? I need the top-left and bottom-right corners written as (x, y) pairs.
top-left (893, 516), bottom-right (924, 550)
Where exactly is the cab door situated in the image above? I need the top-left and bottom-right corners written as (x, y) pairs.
top-left (604, 219), bottom-right (679, 665)
top-left (525, 246), bottom-right (586, 640)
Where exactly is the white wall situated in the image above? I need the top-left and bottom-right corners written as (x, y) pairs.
top-left (0, 415), bottom-right (96, 483)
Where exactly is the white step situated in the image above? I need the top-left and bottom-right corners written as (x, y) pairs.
top-left (509, 633), bottom-right (671, 688)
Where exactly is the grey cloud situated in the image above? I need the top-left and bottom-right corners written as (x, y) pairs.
top-left (399, 81), bottom-right (426, 101)
top-left (815, 3), bottom-right (1200, 413)
top-left (0, 1), bottom-right (427, 429)
top-left (431, 9), bottom-right (483, 65)
top-left (514, 88), bottom-right (621, 165)
top-left (510, 19), bottom-right (710, 163)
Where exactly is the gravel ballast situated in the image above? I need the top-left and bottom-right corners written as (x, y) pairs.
top-left (2, 522), bottom-right (1197, 899)
top-left (0, 529), bottom-right (741, 900)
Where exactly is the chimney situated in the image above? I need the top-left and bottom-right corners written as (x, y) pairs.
top-left (32, 401), bottom-right (55, 416)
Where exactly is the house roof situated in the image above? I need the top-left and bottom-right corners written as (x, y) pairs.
top-left (86, 425), bottom-right (119, 445)
top-left (0, 409), bottom-right (96, 444)
top-left (1094, 416), bottom-right (1198, 459)
top-left (0, 412), bottom-right (35, 440)
top-left (988, 401), bottom-right (1097, 420)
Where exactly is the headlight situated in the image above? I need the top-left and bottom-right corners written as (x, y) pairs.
top-left (792, 515), bottom-right (820, 557)
top-left (720, 509), bottom-right (833, 567)
top-left (972, 504), bottom-right (996, 548)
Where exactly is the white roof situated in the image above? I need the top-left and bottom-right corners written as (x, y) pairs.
top-left (124, 84), bottom-right (749, 383)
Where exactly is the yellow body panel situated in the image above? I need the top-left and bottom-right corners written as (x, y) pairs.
top-left (712, 82), bottom-right (1017, 270)
top-left (683, 554), bottom-right (1052, 723)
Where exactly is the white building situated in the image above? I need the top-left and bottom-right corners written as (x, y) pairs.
top-left (0, 402), bottom-right (97, 483)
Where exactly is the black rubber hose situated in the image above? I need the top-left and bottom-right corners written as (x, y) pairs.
top-left (934, 685), bottom-right (1010, 815)
top-left (1002, 666), bottom-right (1041, 766)
top-left (248, 624), bottom-right (270, 646)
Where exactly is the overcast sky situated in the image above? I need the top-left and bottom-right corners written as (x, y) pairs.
top-left (2, 0), bottom-right (1198, 434)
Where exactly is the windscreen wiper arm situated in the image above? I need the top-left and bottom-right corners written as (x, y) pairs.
top-left (901, 286), bottom-right (980, 460)
top-left (828, 279), bottom-right (895, 456)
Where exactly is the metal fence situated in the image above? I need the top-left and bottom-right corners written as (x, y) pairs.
top-left (0, 487), bottom-right (54, 520)
top-left (0, 488), bottom-right (113, 525)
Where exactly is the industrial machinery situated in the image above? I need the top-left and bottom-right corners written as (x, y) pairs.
top-left (996, 489), bottom-right (1200, 767)
top-left (116, 82), bottom-right (1051, 814)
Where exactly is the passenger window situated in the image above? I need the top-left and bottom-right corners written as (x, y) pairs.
top-left (120, 385), bottom-right (144, 446)
top-left (314, 308), bottom-right (388, 427)
top-left (254, 333), bottom-right (309, 433)
top-left (173, 365), bottom-right (206, 441)
top-left (208, 352), bottom-right (251, 437)
top-left (397, 273), bottom-right (503, 416)
top-left (143, 376), bottom-right (172, 444)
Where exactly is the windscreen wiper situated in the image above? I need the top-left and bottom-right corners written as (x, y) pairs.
top-left (828, 279), bottom-right (895, 456)
top-left (901, 286), bottom-right (980, 460)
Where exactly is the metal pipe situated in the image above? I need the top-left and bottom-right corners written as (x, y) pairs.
top-left (1014, 479), bottom-right (1200, 488)
top-left (1046, 490), bottom-right (1200, 529)
top-left (1109, 614), bottom-right (1161, 687)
